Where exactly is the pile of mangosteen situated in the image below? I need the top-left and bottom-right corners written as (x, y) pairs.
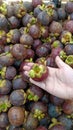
top-left (0, 0), bottom-right (73, 129)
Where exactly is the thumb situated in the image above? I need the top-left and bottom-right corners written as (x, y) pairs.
top-left (55, 56), bottom-right (68, 68)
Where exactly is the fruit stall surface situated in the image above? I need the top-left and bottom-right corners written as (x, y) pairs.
top-left (0, 0), bottom-right (73, 130)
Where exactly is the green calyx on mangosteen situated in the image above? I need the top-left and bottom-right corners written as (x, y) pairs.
top-left (65, 55), bottom-right (73, 67)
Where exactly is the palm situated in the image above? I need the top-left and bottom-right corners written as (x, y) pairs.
top-left (24, 56), bottom-right (73, 99)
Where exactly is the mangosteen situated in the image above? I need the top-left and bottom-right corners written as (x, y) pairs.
top-left (24, 113), bottom-right (39, 130)
top-left (0, 52), bottom-right (15, 66)
top-left (65, 1), bottom-right (73, 14)
top-left (50, 95), bottom-right (64, 106)
top-left (29, 24), bottom-right (41, 39)
top-left (37, 11), bottom-right (52, 26)
top-left (0, 95), bottom-right (11, 113)
top-left (22, 13), bottom-right (32, 27)
top-left (11, 44), bottom-right (27, 60)
top-left (20, 34), bottom-right (33, 46)
top-left (57, 8), bottom-right (67, 20)
top-left (0, 30), bottom-right (6, 45)
top-left (33, 39), bottom-right (42, 50)
top-left (0, 14), bottom-right (8, 31)
top-left (64, 20), bottom-right (73, 34)
top-left (60, 30), bottom-right (72, 45)
top-left (0, 79), bottom-right (12, 94)
top-left (0, 113), bottom-right (9, 128)
top-left (23, 1), bottom-right (33, 12)
top-left (32, 0), bottom-right (43, 8)
top-left (48, 103), bottom-right (62, 118)
top-left (14, 3), bottom-right (26, 18)
top-left (58, 114), bottom-right (73, 130)
top-left (51, 40), bottom-right (63, 49)
top-left (12, 75), bottom-right (27, 90)
top-left (62, 100), bottom-right (73, 115)
top-left (7, 29), bottom-right (21, 43)
top-left (40, 26), bottom-right (49, 38)
top-left (8, 106), bottom-right (25, 126)
top-left (36, 45), bottom-right (49, 57)
top-left (26, 48), bottom-right (35, 59)
top-left (49, 21), bottom-right (62, 35)
top-left (27, 84), bottom-right (44, 101)
top-left (31, 101), bottom-right (48, 120)
top-left (34, 6), bottom-right (42, 17)
top-left (52, 10), bottom-right (58, 21)
top-left (10, 89), bottom-right (27, 106)
top-left (8, 16), bottom-right (20, 29)
top-left (64, 44), bottom-right (73, 55)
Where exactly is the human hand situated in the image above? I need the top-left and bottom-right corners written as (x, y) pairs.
top-left (23, 56), bottom-right (73, 99)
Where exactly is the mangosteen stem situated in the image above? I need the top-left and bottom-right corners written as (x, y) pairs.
top-left (49, 118), bottom-right (62, 129)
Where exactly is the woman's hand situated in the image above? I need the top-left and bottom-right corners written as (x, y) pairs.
top-left (23, 56), bottom-right (73, 99)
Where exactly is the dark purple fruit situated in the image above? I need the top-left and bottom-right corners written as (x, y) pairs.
top-left (8, 16), bottom-right (20, 29)
top-left (0, 113), bottom-right (9, 128)
top-left (14, 3), bottom-right (26, 18)
top-left (0, 14), bottom-right (8, 30)
top-left (51, 40), bottom-right (63, 49)
top-left (29, 24), bottom-right (41, 39)
top-left (24, 113), bottom-right (39, 130)
top-left (34, 6), bottom-right (42, 17)
top-left (49, 21), bottom-right (62, 35)
top-left (52, 10), bottom-right (58, 21)
top-left (0, 52), bottom-right (15, 66)
top-left (7, 29), bottom-right (21, 43)
top-left (58, 114), bottom-right (73, 130)
top-left (0, 95), bottom-right (11, 113)
top-left (31, 101), bottom-right (48, 120)
top-left (26, 48), bottom-right (35, 59)
top-left (49, 124), bottom-right (66, 130)
top-left (0, 4), bottom-right (14, 17)
top-left (8, 106), bottom-right (25, 126)
top-left (23, 1), bottom-right (33, 12)
top-left (62, 100), bottom-right (73, 114)
top-left (0, 79), bottom-right (12, 94)
top-left (12, 76), bottom-right (27, 90)
top-left (50, 47), bottom-right (62, 59)
top-left (39, 115), bottom-right (50, 128)
top-left (60, 30), bottom-right (72, 45)
top-left (36, 126), bottom-right (48, 130)
top-left (64, 20), bottom-right (73, 33)
top-left (22, 13), bottom-right (32, 26)
top-left (48, 103), bottom-right (61, 118)
top-left (10, 89), bottom-right (26, 106)
top-left (37, 11), bottom-right (52, 26)
top-left (57, 8), bottom-right (66, 20)
top-left (64, 44), bottom-right (73, 55)
top-left (11, 44), bottom-right (27, 60)
top-left (0, 30), bottom-right (6, 45)
top-left (32, 0), bottom-right (42, 8)
top-left (36, 45), bottom-right (49, 57)
top-left (5, 66), bottom-right (16, 80)
top-left (20, 34), bottom-right (33, 46)
top-left (65, 1), bottom-right (73, 14)
top-left (27, 84), bottom-right (44, 101)
top-left (33, 39), bottom-right (42, 50)
top-left (41, 92), bottom-right (49, 104)
top-left (41, 26), bottom-right (49, 38)
top-left (50, 95), bottom-right (64, 106)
